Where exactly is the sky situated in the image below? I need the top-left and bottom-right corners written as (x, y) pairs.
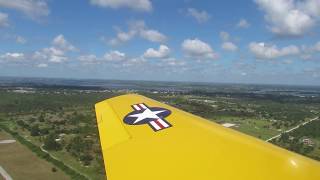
top-left (0, 0), bottom-right (320, 85)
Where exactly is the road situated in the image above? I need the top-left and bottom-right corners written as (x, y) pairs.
top-left (266, 117), bottom-right (319, 142)
top-left (0, 166), bottom-right (13, 180)
top-left (0, 140), bottom-right (16, 144)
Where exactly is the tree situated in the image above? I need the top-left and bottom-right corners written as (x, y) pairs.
top-left (39, 113), bottom-right (45, 122)
top-left (80, 153), bottom-right (93, 166)
top-left (44, 133), bottom-right (61, 151)
top-left (30, 125), bottom-right (40, 136)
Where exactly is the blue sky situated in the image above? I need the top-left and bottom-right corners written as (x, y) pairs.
top-left (0, 0), bottom-right (320, 85)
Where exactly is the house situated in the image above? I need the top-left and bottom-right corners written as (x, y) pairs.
top-left (302, 138), bottom-right (314, 146)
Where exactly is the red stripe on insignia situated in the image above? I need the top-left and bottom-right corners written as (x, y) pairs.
top-left (155, 119), bottom-right (165, 129)
top-left (149, 121), bottom-right (161, 130)
top-left (157, 119), bottom-right (169, 128)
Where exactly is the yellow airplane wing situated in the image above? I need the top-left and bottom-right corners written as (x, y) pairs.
top-left (95, 94), bottom-right (320, 180)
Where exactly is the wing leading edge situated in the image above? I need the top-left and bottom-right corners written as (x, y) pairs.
top-left (95, 94), bottom-right (320, 180)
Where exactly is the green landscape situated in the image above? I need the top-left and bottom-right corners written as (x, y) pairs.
top-left (0, 80), bottom-right (320, 179)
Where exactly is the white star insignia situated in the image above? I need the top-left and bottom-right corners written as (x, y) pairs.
top-left (129, 108), bottom-right (166, 124)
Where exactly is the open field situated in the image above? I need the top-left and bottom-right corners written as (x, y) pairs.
top-left (0, 130), bottom-right (69, 180)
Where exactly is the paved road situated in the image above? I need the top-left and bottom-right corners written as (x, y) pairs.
top-left (0, 140), bottom-right (16, 144)
top-left (0, 166), bottom-right (13, 180)
top-left (266, 117), bottom-right (319, 142)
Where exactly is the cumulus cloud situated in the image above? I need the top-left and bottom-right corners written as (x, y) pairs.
top-left (237, 18), bottom-right (250, 28)
top-left (249, 42), bottom-right (300, 59)
top-left (52, 34), bottom-right (77, 51)
top-left (255, 0), bottom-right (320, 36)
top-left (220, 31), bottom-right (238, 52)
top-left (143, 45), bottom-right (170, 59)
top-left (103, 50), bottom-right (126, 61)
top-left (77, 51), bottom-right (128, 65)
top-left (299, 0), bottom-right (320, 17)
top-left (36, 63), bottom-right (48, 68)
top-left (77, 54), bottom-right (99, 65)
top-left (222, 42), bottom-right (238, 51)
top-left (0, 0), bottom-right (49, 20)
top-left (305, 41), bottom-right (320, 53)
top-left (140, 29), bottom-right (167, 43)
top-left (90, 0), bottom-right (152, 12)
top-left (220, 31), bottom-right (230, 41)
top-left (33, 34), bottom-right (77, 63)
top-left (0, 12), bottom-right (9, 27)
top-left (16, 36), bottom-right (27, 44)
top-left (315, 42), bottom-right (320, 51)
top-left (0, 52), bottom-right (25, 61)
top-left (182, 38), bottom-right (217, 59)
top-left (186, 8), bottom-right (211, 23)
top-left (300, 41), bottom-right (320, 60)
top-left (161, 57), bottom-right (185, 67)
top-left (107, 20), bottom-right (167, 45)
top-left (38, 47), bottom-right (67, 63)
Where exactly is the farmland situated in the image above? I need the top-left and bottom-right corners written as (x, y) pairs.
top-left (0, 130), bottom-right (69, 180)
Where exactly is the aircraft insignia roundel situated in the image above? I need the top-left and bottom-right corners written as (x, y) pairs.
top-left (123, 103), bottom-right (172, 132)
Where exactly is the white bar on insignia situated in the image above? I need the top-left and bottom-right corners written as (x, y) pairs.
top-left (157, 119), bottom-right (169, 128)
top-left (150, 121), bottom-right (161, 130)
top-left (133, 104), bottom-right (141, 110)
top-left (139, 103), bottom-right (147, 109)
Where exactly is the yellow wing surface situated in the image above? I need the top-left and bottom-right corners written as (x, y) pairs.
top-left (95, 94), bottom-right (320, 180)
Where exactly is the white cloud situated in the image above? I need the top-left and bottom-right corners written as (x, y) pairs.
top-left (220, 31), bottom-right (238, 51)
top-left (315, 42), bottom-right (320, 51)
top-left (220, 31), bottom-right (230, 41)
top-left (36, 63), bottom-right (48, 68)
top-left (0, 0), bottom-right (49, 20)
top-left (222, 42), bottom-right (238, 51)
top-left (161, 57), bottom-right (185, 67)
top-left (299, 0), bottom-right (320, 17)
top-left (0, 52), bottom-right (25, 61)
top-left (107, 20), bottom-right (167, 45)
top-left (103, 50), bottom-right (126, 61)
top-left (249, 42), bottom-right (300, 59)
top-left (300, 41), bottom-right (320, 60)
top-left (52, 34), bottom-right (77, 51)
top-left (0, 12), bottom-right (9, 27)
top-left (77, 54), bottom-right (99, 64)
top-left (78, 54), bottom-right (98, 61)
top-left (143, 45), bottom-right (170, 59)
top-left (16, 36), bottom-right (27, 44)
top-left (32, 35), bottom-right (76, 63)
top-left (182, 38), bottom-right (217, 59)
top-left (186, 8), bottom-right (211, 23)
top-left (237, 18), bottom-right (250, 28)
top-left (89, 0), bottom-right (152, 12)
top-left (255, 0), bottom-right (320, 36)
top-left (140, 29), bottom-right (167, 43)
top-left (41, 47), bottom-right (67, 63)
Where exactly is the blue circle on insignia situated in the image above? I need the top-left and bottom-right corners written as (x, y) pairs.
top-left (123, 107), bottom-right (171, 125)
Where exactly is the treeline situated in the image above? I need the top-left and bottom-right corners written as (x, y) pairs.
top-left (0, 91), bottom-right (118, 114)
top-left (0, 123), bottom-right (88, 180)
top-left (187, 90), bottom-right (320, 105)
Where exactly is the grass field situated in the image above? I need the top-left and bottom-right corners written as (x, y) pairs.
top-left (0, 130), bottom-right (69, 180)
top-left (211, 116), bottom-right (280, 140)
